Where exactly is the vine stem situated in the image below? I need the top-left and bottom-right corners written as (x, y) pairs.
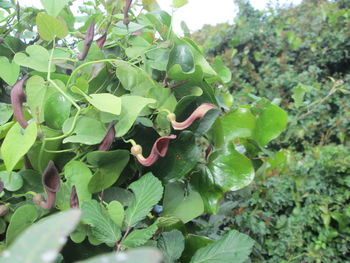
top-left (116, 226), bottom-right (132, 252)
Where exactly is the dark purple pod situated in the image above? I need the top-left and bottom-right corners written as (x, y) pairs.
top-left (96, 33), bottom-right (107, 49)
top-left (123, 0), bottom-right (133, 26)
top-left (11, 76), bottom-right (29, 129)
top-left (34, 161), bottom-right (60, 210)
top-left (98, 122), bottom-right (116, 151)
top-left (131, 135), bottom-right (176, 166)
top-left (77, 20), bottom-right (95, 61)
top-left (70, 185), bottom-right (79, 208)
top-left (167, 103), bottom-right (218, 130)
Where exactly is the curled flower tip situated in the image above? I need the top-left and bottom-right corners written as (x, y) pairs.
top-left (11, 76), bottom-right (29, 129)
top-left (167, 103), bottom-right (218, 130)
top-left (98, 122), bottom-right (116, 151)
top-left (131, 135), bottom-right (177, 166)
top-left (77, 20), bottom-right (95, 61)
top-left (70, 185), bottom-right (79, 209)
top-left (123, 0), bottom-right (133, 26)
top-left (35, 161), bottom-right (61, 210)
top-left (96, 33), bottom-right (107, 49)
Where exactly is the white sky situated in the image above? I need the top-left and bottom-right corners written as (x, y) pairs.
top-left (21, 0), bottom-right (302, 34)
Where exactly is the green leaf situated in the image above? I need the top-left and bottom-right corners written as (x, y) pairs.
top-left (0, 103), bottom-right (13, 125)
top-left (64, 161), bottom-right (93, 203)
top-left (163, 182), bottom-right (204, 224)
top-left (0, 56), bottom-right (20, 85)
top-left (172, 0), bottom-right (188, 8)
top-left (40, 0), bottom-right (70, 17)
top-left (81, 200), bottom-right (121, 244)
top-left (26, 75), bottom-right (56, 123)
top-left (292, 83), bottom-right (313, 108)
top-left (181, 235), bottom-right (213, 263)
top-left (125, 173), bottom-right (163, 227)
top-left (62, 116), bottom-right (106, 145)
top-left (36, 13), bottom-right (68, 41)
top-left (107, 201), bottom-right (124, 227)
top-left (115, 96), bottom-right (156, 137)
top-left (87, 150), bottom-right (130, 193)
top-left (1, 210), bottom-right (81, 263)
top-left (158, 230), bottom-right (185, 263)
top-left (210, 57), bottom-right (232, 84)
top-left (44, 92), bottom-right (71, 129)
top-left (76, 248), bottom-right (163, 263)
top-left (84, 93), bottom-right (121, 116)
top-left (142, 0), bottom-right (161, 11)
top-left (167, 44), bottom-right (195, 73)
top-left (6, 204), bottom-right (39, 245)
top-left (123, 223), bottom-right (158, 249)
top-left (14, 45), bottom-right (55, 72)
top-left (190, 230), bottom-right (254, 263)
top-left (152, 131), bottom-right (200, 181)
top-left (0, 171), bottom-right (23, 191)
top-left (251, 104), bottom-right (288, 147)
top-left (1, 122), bottom-right (37, 173)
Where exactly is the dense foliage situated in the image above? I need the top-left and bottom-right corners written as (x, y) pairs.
top-left (0, 0), bottom-right (288, 262)
top-left (191, 0), bottom-right (350, 262)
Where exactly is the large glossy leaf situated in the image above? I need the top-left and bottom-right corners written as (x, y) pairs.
top-left (157, 230), bottom-right (185, 263)
top-left (36, 13), bottom-right (68, 41)
top-left (0, 210), bottom-right (81, 263)
top-left (40, 0), bottom-right (70, 17)
top-left (81, 200), bottom-right (121, 244)
top-left (87, 150), bottom-right (130, 193)
top-left (167, 44), bottom-right (195, 73)
top-left (190, 230), bottom-right (254, 263)
top-left (122, 223), bottom-right (158, 249)
top-left (6, 204), bottom-right (39, 245)
top-left (125, 173), bottom-right (163, 227)
top-left (62, 116), bottom-right (106, 145)
top-left (1, 122), bottom-right (37, 173)
top-left (162, 182), bottom-right (204, 223)
top-left (76, 248), bottom-right (163, 263)
top-left (14, 45), bottom-right (55, 72)
top-left (64, 161), bottom-right (93, 203)
top-left (115, 96), bottom-right (156, 137)
top-left (44, 92), bottom-right (71, 129)
top-left (0, 56), bottom-right (20, 85)
top-left (0, 171), bottom-right (23, 191)
top-left (251, 104), bottom-right (288, 147)
top-left (151, 131), bottom-right (200, 181)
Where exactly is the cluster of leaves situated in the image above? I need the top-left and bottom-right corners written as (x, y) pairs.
top-left (194, 145), bottom-right (350, 262)
top-left (193, 0), bottom-right (350, 150)
top-left (0, 0), bottom-right (288, 262)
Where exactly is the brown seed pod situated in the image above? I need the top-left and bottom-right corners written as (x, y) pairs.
top-left (98, 122), bottom-right (116, 152)
top-left (11, 76), bottom-right (29, 129)
top-left (70, 185), bottom-right (79, 209)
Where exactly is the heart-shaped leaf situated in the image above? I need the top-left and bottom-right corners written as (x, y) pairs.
top-left (0, 56), bottom-right (20, 85)
top-left (0, 103), bottom-right (13, 125)
top-left (44, 92), bottom-right (71, 129)
top-left (36, 12), bottom-right (68, 41)
top-left (84, 93), bottom-right (121, 116)
top-left (14, 45), bottom-right (55, 72)
top-left (40, 0), bottom-right (70, 17)
top-left (1, 122), bottom-right (37, 173)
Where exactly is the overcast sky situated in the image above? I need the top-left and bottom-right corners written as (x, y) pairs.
top-left (22, 0), bottom-right (302, 33)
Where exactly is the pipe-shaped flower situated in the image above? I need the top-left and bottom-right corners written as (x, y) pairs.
top-left (77, 20), bottom-right (95, 61)
top-left (167, 103), bottom-right (218, 130)
top-left (96, 33), bottom-right (107, 49)
top-left (11, 76), bottom-right (29, 129)
top-left (70, 185), bottom-right (79, 209)
top-left (98, 122), bottom-right (116, 151)
top-left (123, 0), bottom-right (133, 25)
top-left (33, 161), bottom-right (60, 210)
top-left (131, 135), bottom-right (176, 166)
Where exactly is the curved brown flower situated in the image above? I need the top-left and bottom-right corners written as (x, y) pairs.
top-left (123, 0), bottom-right (133, 26)
top-left (131, 135), bottom-right (176, 166)
top-left (77, 20), bottom-right (95, 61)
top-left (11, 76), bottom-right (29, 129)
top-left (167, 103), bottom-right (217, 130)
top-left (70, 185), bottom-right (79, 208)
top-left (34, 161), bottom-right (60, 210)
top-left (98, 122), bottom-right (116, 151)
